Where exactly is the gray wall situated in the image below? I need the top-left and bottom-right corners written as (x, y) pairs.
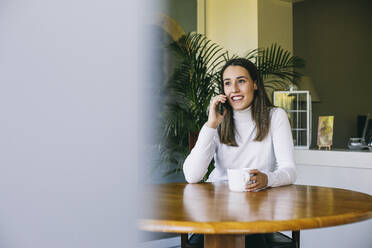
top-left (293, 0), bottom-right (372, 148)
top-left (0, 1), bottom-right (141, 247)
top-left (153, 0), bottom-right (197, 33)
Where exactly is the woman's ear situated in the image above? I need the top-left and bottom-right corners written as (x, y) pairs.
top-left (254, 81), bottom-right (258, 90)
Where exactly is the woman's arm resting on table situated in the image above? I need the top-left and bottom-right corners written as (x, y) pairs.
top-left (183, 124), bottom-right (217, 183)
top-left (267, 108), bottom-right (297, 187)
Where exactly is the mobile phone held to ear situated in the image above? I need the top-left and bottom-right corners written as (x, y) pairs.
top-left (217, 101), bottom-right (225, 115)
top-left (216, 92), bottom-right (227, 115)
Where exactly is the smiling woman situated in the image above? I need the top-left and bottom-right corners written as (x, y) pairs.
top-left (183, 57), bottom-right (296, 189)
top-left (182, 58), bottom-right (297, 247)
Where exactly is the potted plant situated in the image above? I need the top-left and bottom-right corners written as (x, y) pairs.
top-left (158, 33), bottom-right (226, 177)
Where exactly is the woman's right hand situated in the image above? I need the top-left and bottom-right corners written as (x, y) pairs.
top-left (206, 95), bottom-right (227, 129)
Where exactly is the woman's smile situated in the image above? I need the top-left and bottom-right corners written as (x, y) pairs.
top-left (231, 95), bottom-right (244, 101)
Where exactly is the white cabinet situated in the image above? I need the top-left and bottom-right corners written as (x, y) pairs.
top-left (294, 149), bottom-right (372, 248)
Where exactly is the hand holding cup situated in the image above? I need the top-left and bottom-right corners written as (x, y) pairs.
top-left (245, 169), bottom-right (268, 192)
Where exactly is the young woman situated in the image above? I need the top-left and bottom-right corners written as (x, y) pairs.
top-left (183, 58), bottom-right (296, 190)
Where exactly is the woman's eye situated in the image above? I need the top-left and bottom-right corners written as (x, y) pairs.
top-left (238, 79), bottom-right (246, 84)
top-left (224, 81), bottom-right (231, 86)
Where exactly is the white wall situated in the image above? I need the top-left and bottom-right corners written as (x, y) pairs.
top-left (0, 1), bottom-right (142, 247)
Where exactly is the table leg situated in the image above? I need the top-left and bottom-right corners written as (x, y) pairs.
top-left (204, 234), bottom-right (245, 248)
top-left (292, 231), bottom-right (300, 248)
top-left (181, 234), bottom-right (188, 248)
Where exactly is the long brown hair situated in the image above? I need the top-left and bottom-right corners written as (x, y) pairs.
top-left (218, 58), bottom-right (273, 146)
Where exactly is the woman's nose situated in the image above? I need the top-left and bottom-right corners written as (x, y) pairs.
top-left (232, 82), bottom-right (239, 92)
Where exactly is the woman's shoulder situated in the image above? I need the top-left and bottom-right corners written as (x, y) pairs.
top-left (270, 107), bottom-right (289, 129)
top-left (270, 107), bottom-right (287, 119)
top-left (269, 107), bottom-right (290, 131)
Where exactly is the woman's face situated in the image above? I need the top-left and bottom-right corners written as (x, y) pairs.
top-left (222, 65), bottom-right (257, 111)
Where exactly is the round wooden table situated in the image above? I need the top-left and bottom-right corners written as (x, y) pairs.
top-left (139, 182), bottom-right (372, 248)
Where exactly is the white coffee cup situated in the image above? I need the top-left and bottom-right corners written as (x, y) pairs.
top-left (227, 168), bottom-right (252, 192)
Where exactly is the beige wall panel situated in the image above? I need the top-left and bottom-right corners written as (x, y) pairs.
top-left (197, 0), bottom-right (206, 34)
top-left (258, 0), bottom-right (293, 52)
top-left (205, 0), bottom-right (258, 56)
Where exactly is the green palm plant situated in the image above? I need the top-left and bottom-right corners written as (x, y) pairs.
top-left (245, 43), bottom-right (305, 98)
top-left (158, 33), bottom-right (305, 177)
top-left (158, 33), bottom-right (226, 175)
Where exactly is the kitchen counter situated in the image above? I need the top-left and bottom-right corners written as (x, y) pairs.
top-left (293, 148), bottom-right (372, 248)
top-left (294, 149), bottom-right (372, 169)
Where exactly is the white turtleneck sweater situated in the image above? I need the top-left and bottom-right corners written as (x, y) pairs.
top-left (183, 106), bottom-right (296, 187)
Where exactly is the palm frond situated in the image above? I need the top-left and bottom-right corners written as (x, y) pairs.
top-left (256, 43), bottom-right (305, 82)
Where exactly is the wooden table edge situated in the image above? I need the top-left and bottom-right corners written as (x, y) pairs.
top-left (139, 211), bottom-right (372, 234)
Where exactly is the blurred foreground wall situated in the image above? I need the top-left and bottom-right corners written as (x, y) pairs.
top-left (0, 0), bottom-right (143, 247)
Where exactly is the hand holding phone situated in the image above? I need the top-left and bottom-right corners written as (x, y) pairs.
top-left (206, 95), bottom-right (227, 129)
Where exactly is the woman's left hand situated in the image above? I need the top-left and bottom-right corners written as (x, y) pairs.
top-left (245, 169), bottom-right (268, 191)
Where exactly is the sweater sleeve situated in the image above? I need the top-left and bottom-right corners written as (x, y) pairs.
top-left (266, 108), bottom-right (297, 187)
top-left (183, 124), bottom-right (218, 183)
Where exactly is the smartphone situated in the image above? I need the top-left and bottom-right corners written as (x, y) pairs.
top-left (217, 102), bottom-right (225, 115)
top-left (216, 88), bottom-right (228, 115)
top-left (216, 94), bottom-right (228, 115)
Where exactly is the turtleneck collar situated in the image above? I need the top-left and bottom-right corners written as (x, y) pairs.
top-left (232, 105), bottom-right (252, 123)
